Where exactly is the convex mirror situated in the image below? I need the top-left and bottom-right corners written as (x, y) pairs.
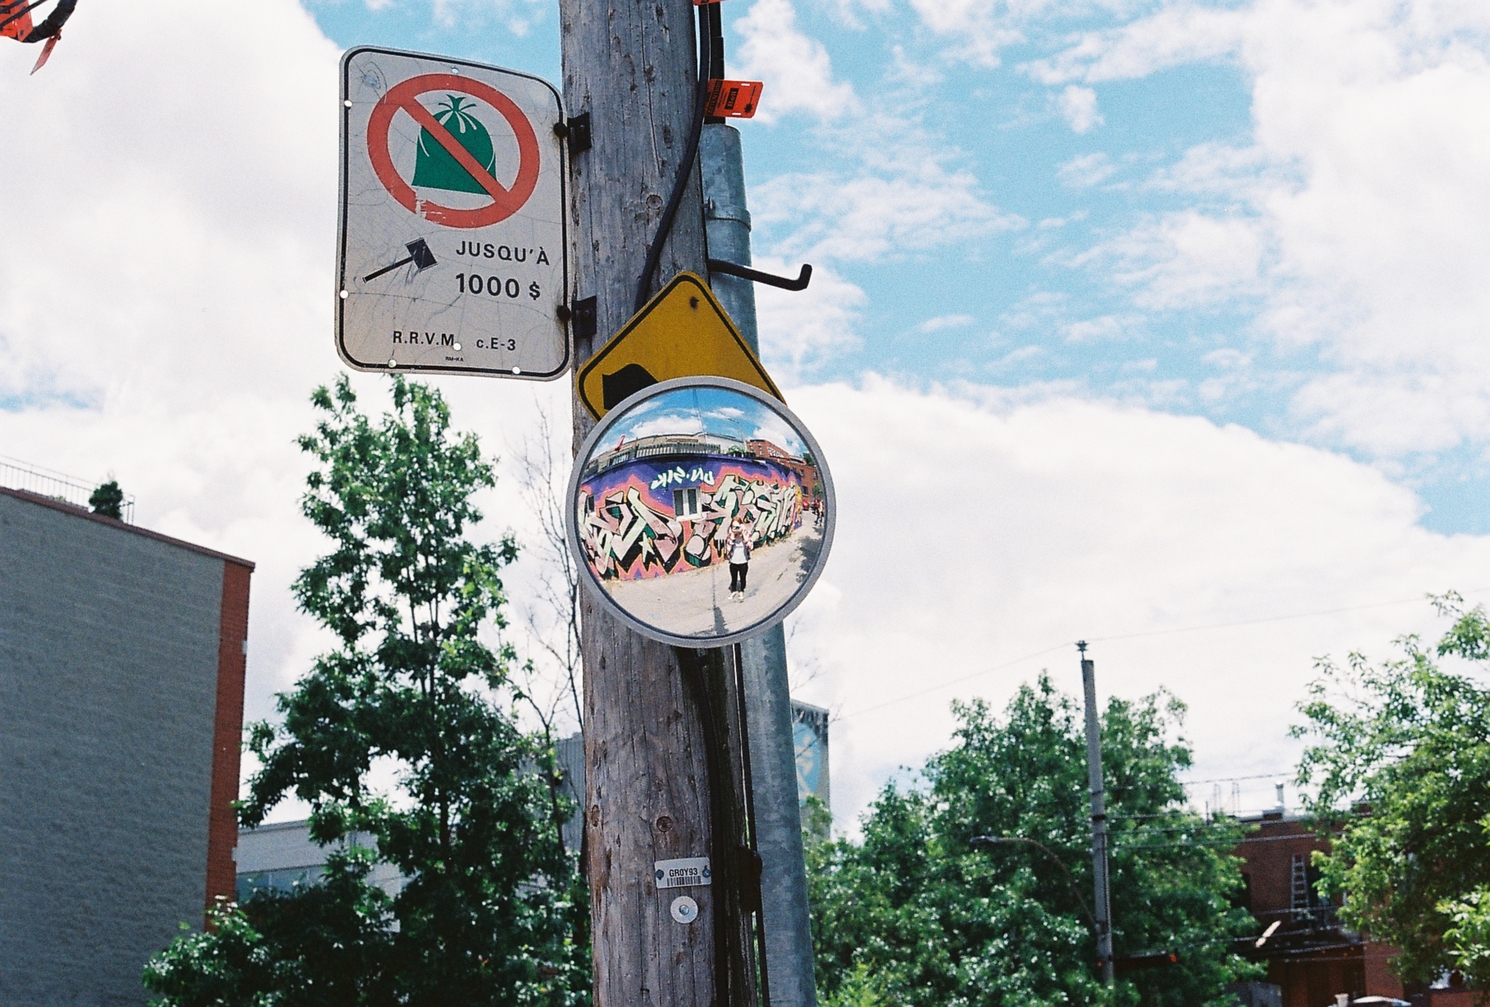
top-left (566, 376), bottom-right (835, 647)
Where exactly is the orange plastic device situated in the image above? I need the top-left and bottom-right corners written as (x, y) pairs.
top-left (705, 80), bottom-right (763, 119)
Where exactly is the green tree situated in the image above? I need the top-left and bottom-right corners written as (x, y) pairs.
top-left (144, 376), bottom-right (589, 1006)
top-left (808, 676), bottom-right (1257, 1007)
top-left (144, 850), bottom-right (396, 1006)
top-left (89, 478), bottom-right (124, 519)
top-left (1295, 593), bottom-right (1490, 989)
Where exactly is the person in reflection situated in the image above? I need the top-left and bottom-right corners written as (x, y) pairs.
top-left (727, 519), bottom-right (751, 601)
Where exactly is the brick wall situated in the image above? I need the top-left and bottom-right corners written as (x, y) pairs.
top-left (206, 560), bottom-right (252, 913)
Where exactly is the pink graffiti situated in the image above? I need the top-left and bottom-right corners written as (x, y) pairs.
top-left (579, 462), bottom-right (804, 581)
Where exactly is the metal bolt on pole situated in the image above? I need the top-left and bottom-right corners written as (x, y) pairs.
top-left (1078, 641), bottom-right (1114, 985)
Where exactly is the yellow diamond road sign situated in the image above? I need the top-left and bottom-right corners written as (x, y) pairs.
top-left (577, 272), bottom-right (783, 419)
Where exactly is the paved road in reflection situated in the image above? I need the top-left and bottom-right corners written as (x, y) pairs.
top-left (603, 515), bottom-right (825, 638)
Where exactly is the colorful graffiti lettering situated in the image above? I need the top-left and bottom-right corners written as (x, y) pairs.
top-left (579, 453), bottom-right (806, 581)
top-left (650, 465), bottom-right (717, 491)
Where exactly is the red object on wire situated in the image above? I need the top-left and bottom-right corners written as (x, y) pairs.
top-left (0, 0), bottom-right (35, 39)
top-left (1, 0), bottom-right (77, 73)
top-left (705, 79), bottom-right (762, 119)
top-left (29, 31), bottom-right (56, 72)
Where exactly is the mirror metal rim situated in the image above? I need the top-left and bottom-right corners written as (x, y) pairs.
top-left (565, 375), bottom-right (837, 648)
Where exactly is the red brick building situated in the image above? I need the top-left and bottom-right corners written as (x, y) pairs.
top-left (746, 438), bottom-right (822, 502)
top-left (1234, 810), bottom-right (1475, 1007)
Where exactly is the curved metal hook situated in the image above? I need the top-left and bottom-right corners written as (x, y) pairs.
top-left (707, 259), bottom-right (812, 292)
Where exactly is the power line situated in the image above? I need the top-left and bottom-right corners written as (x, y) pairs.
top-left (840, 644), bottom-right (1068, 720)
top-left (1113, 833), bottom-right (1334, 851)
top-left (1083, 587), bottom-right (1490, 646)
top-left (1178, 772), bottom-right (1291, 786)
top-left (836, 588), bottom-right (1490, 722)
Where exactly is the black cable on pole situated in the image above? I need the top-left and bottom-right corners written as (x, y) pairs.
top-left (677, 647), bottom-right (736, 1007)
top-left (733, 642), bottom-right (771, 1007)
top-left (24, 0), bottom-right (73, 40)
top-left (634, 2), bottom-right (711, 313)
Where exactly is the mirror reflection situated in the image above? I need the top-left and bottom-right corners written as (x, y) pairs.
top-left (573, 383), bottom-right (830, 642)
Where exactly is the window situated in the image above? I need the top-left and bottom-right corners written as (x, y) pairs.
top-left (236, 865), bottom-right (324, 901)
top-left (673, 486), bottom-right (700, 519)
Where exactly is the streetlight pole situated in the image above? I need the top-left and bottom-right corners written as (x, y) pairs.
top-left (700, 123), bottom-right (819, 1007)
top-left (1078, 641), bottom-right (1114, 985)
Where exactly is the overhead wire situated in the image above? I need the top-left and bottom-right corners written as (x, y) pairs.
top-left (837, 587), bottom-right (1490, 722)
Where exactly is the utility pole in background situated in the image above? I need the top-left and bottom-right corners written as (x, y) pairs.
top-left (560, 0), bottom-right (755, 1004)
top-left (1078, 641), bottom-right (1114, 985)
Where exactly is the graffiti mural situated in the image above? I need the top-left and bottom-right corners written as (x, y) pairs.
top-left (578, 452), bottom-right (805, 581)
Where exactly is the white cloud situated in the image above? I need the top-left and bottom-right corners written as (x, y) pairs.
top-left (1021, 4), bottom-right (1246, 85)
top-left (0, 0), bottom-right (580, 804)
top-left (427, 0), bottom-right (550, 30)
top-left (732, 0), bottom-right (859, 123)
top-left (1057, 84), bottom-right (1104, 132)
top-left (1063, 314), bottom-right (1139, 342)
top-left (1057, 151), bottom-right (1116, 187)
top-left (917, 314), bottom-right (976, 332)
top-left (726, 0), bottom-right (1020, 294)
top-left (782, 377), bottom-right (1490, 828)
top-left (889, 45), bottom-right (945, 88)
top-left (1204, 347), bottom-right (1252, 369)
top-left (753, 143), bottom-right (1022, 263)
top-left (753, 258), bottom-right (867, 379)
top-left (1029, 0), bottom-right (1490, 457)
top-left (901, 0), bottom-right (1022, 67)
top-left (13, 0), bottom-right (1490, 840)
top-left (1081, 211), bottom-right (1267, 309)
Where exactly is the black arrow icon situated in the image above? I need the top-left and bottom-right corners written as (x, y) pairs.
top-left (363, 238), bottom-right (438, 282)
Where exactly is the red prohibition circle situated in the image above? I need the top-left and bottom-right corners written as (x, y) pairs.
top-left (367, 73), bottom-right (541, 229)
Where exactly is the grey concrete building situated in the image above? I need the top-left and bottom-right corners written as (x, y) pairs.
top-left (238, 710), bottom-right (830, 892)
top-left (0, 485), bottom-right (253, 1007)
top-left (792, 700), bottom-right (830, 834)
top-left (237, 820), bottom-right (407, 901)
top-left (237, 731), bottom-right (588, 899)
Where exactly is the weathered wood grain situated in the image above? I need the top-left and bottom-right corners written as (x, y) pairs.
top-left (561, 0), bottom-right (755, 1001)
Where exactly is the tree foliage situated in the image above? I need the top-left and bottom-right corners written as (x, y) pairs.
top-left (144, 376), bottom-right (588, 1006)
top-left (144, 851), bottom-right (395, 1006)
top-left (89, 478), bottom-right (124, 519)
top-left (1295, 593), bottom-right (1490, 989)
top-left (808, 676), bottom-right (1257, 1007)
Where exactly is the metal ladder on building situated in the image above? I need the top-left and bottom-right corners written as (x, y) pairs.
top-left (1291, 853), bottom-right (1311, 919)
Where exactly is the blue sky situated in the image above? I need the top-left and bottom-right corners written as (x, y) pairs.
top-left (601, 386), bottom-right (808, 455)
top-left (303, 0), bottom-right (1490, 535)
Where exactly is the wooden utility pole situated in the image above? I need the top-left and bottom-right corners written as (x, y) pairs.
top-left (560, 0), bottom-right (755, 1003)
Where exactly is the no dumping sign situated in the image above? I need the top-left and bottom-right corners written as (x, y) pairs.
top-left (338, 47), bottom-right (569, 379)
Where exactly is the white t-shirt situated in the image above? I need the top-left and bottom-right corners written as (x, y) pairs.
top-left (730, 539), bottom-right (749, 564)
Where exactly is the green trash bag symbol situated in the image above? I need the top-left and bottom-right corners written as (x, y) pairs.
top-left (412, 95), bottom-right (498, 195)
